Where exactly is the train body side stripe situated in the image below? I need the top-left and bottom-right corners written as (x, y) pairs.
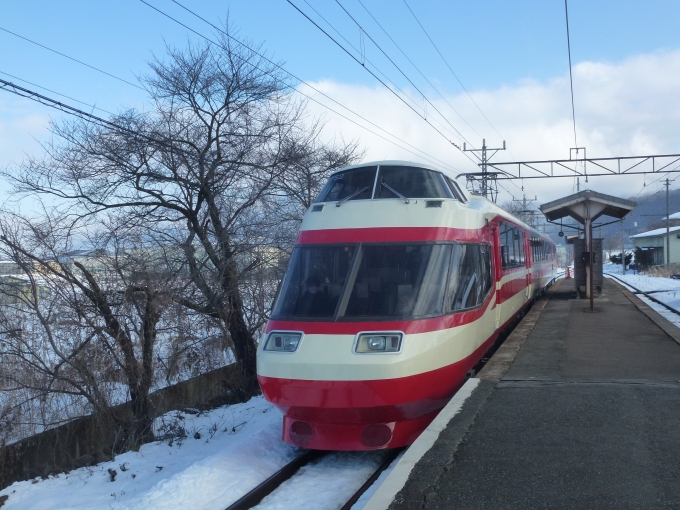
top-left (296, 226), bottom-right (488, 245)
top-left (496, 275), bottom-right (528, 304)
top-left (267, 292), bottom-right (495, 336)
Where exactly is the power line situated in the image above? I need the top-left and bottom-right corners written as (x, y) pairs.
top-left (0, 70), bottom-right (115, 116)
top-left (563, 0), bottom-right (578, 147)
top-left (0, 77), bottom-right (188, 157)
top-left (147, 0), bottom-right (460, 171)
top-left (401, 0), bottom-right (505, 143)
top-left (0, 26), bottom-right (146, 91)
top-left (354, 0), bottom-right (483, 140)
top-left (332, 0), bottom-right (475, 149)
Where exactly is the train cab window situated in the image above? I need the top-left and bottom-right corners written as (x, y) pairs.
top-left (341, 244), bottom-right (452, 318)
top-left (374, 166), bottom-right (453, 199)
top-left (445, 244), bottom-right (492, 311)
top-left (315, 166), bottom-right (377, 203)
top-left (445, 176), bottom-right (467, 202)
top-left (500, 221), bottom-right (525, 269)
top-left (271, 245), bottom-right (356, 318)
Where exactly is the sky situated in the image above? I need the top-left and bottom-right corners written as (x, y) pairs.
top-left (2, 0), bottom-right (680, 205)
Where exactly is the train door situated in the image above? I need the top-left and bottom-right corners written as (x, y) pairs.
top-left (493, 222), bottom-right (502, 330)
top-left (525, 231), bottom-right (532, 300)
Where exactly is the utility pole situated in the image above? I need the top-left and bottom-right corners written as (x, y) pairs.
top-left (512, 194), bottom-right (538, 226)
top-left (621, 219), bottom-right (626, 275)
top-left (666, 178), bottom-right (671, 273)
top-left (463, 139), bottom-right (506, 200)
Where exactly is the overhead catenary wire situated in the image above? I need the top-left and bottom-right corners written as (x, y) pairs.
top-left (284, 0), bottom-right (481, 169)
top-left (332, 0), bottom-right (476, 150)
top-left (295, 0), bottom-right (469, 149)
top-left (401, 0), bottom-right (505, 144)
top-left (145, 0), bottom-right (461, 172)
top-left (299, 0), bottom-right (471, 154)
top-left (0, 26), bottom-right (146, 91)
top-left (563, 0), bottom-right (578, 148)
top-left (398, 0), bottom-right (536, 198)
top-left (354, 0), bottom-right (483, 139)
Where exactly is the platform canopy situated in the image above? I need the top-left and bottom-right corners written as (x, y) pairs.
top-left (539, 189), bottom-right (636, 224)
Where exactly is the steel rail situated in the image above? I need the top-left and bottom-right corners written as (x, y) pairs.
top-left (224, 450), bottom-right (325, 510)
top-left (604, 272), bottom-right (680, 316)
top-left (339, 448), bottom-right (405, 510)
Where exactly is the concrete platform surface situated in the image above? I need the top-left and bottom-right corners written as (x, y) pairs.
top-left (389, 278), bottom-right (680, 510)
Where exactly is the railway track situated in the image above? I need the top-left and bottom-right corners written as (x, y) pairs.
top-left (225, 447), bottom-right (403, 510)
top-left (604, 272), bottom-right (680, 316)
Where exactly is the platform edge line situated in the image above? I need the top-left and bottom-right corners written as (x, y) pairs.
top-left (361, 378), bottom-right (480, 510)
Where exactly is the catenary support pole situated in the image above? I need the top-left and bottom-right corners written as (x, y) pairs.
top-left (667, 178), bottom-right (670, 273)
top-left (621, 219), bottom-right (626, 275)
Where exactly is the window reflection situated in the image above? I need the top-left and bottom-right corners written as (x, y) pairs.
top-left (343, 244), bottom-right (452, 318)
top-left (315, 166), bottom-right (377, 203)
top-left (445, 244), bottom-right (493, 311)
top-left (272, 242), bottom-right (493, 321)
top-left (272, 245), bottom-right (355, 318)
top-left (375, 166), bottom-right (453, 199)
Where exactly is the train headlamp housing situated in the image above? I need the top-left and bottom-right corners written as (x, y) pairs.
top-left (264, 331), bottom-right (303, 353)
top-left (354, 332), bottom-right (403, 354)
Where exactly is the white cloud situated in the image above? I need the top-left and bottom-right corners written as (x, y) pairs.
top-left (0, 95), bottom-right (51, 169)
top-left (301, 49), bottom-right (680, 203)
top-left (3, 49), bottom-right (680, 205)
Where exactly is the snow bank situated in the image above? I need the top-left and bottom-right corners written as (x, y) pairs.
top-left (0, 397), bottom-right (299, 510)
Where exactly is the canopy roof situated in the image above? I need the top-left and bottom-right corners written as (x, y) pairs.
top-left (539, 190), bottom-right (636, 224)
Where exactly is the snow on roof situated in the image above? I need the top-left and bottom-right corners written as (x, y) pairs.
top-left (631, 225), bottom-right (680, 239)
top-left (662, 212), bottom-right (680, 220)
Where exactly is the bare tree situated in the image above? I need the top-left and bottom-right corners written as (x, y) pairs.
top-left (0, 213), bottom-right (181, 445)
top-left (3, 29), bottom-right (361, 390)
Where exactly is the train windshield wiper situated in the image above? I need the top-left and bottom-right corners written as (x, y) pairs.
top-left (336, 186), bottom-right (370, 207)
top-left (381, 181), bottom-right (410, 204)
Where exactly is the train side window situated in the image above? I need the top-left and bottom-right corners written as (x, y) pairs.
top-left (499, 222), bottom-right (512, 269)
top-left (374, 166), bottom-right (453, 199)
top-left (315, 166), bottom-right (377, 203)
top-left (445, 243), bottom-right (492, 311)
top-left (500, 222), bottom-right (527, 269)
top-left (514, 228), bottom-right (525, 265)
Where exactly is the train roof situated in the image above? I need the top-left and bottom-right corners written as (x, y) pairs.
top-left (333, 159), bottom-right (463, 190)
top-left (324, 160), bottom-right (552, 243)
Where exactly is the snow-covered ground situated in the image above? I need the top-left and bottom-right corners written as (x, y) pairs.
top-left (603, 265), bottom-right (680, 326)
top-left (0, 397), bottom-right (389, 510)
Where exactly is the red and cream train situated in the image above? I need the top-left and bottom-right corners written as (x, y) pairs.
top-left (257, 161), bottom-right (556, 450)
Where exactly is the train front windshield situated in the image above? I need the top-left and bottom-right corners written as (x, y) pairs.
top-left (271, 243), bottom-right (491, 320)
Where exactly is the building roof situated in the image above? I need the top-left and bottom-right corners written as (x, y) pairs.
top-left (662, 212), bottom-right (680, 220)
top-left (631, 226), bottom-right (680, 239)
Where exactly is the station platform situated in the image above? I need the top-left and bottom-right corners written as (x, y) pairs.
top-left (386, 277), bottom-right (680, 509)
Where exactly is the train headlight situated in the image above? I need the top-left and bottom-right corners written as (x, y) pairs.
top-left (354, 332), bottom-right (403, 353)
top-left (264, 332), bottom-right (303, 352)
